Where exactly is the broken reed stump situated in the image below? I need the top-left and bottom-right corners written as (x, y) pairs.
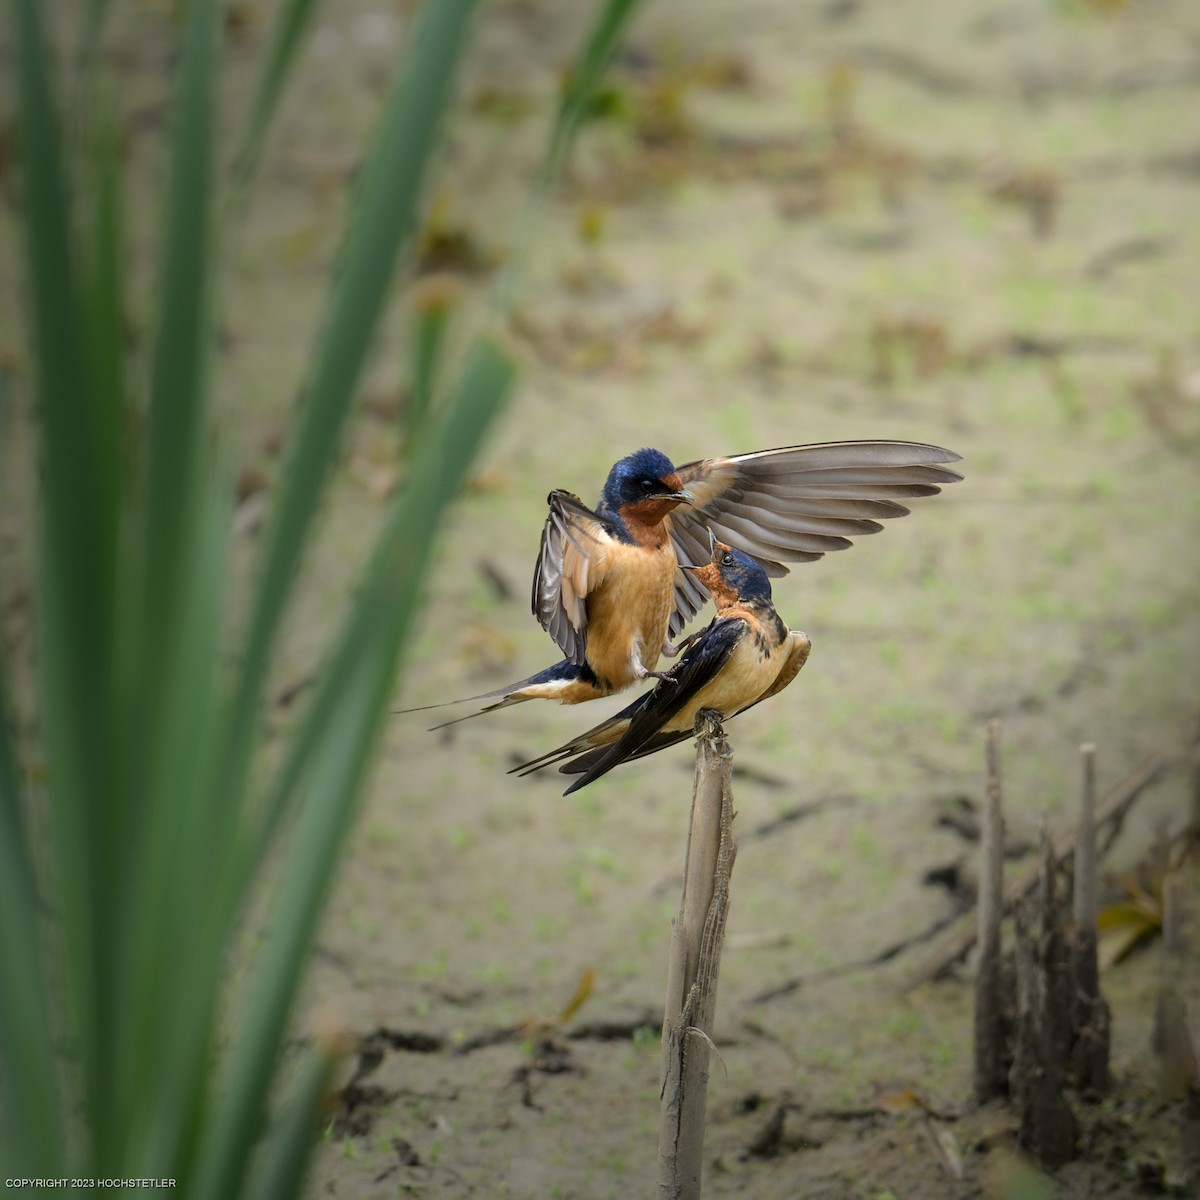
top-left (974, 719), bottom-right (1010, 1101)
top-left (1010, 828), bottom-right (1078, 1169)
top-left (1069, 744), bottom-right (1110, 1095)
top-left (1152, 875), bottom-right (1200, 1185)
top-left (971, 736), bottom-right (1116, 1169)
top-left (908, 745), bottom-right (1177, 989)
top-left (1153, 875), bottom-right (1198, 1097)
top-left (658, 710), bottom-right (737, 1200)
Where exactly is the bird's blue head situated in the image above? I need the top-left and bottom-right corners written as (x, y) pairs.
top-left (684, 533), bottom-right (773, 607)
top-left (600, 448), bottom-right (688, 515)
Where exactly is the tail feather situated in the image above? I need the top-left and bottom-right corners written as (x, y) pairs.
top-left (561, 729), bottom-right (693, 795)
top-left (507, 711), bottom-right (633, 777)
top-left (428, 694), bottom-right (529, 732)
top-left (393, 658), bottom-right (605, 731)
top-left (391, 674), bottom-right (544, 718)
top-left (509, 745), bottom-right (581, 778)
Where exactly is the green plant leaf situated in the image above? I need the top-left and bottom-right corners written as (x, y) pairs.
top-left (6, 0), bottom-right (646, 1187)
top-left (12, 0), bottom-right (120, 1161)
top-left (494, 0), bottom-right (643, 311)
top-left (140, 0), bottom-right (218, 688)
top-left (218, 0), bottom-right (482, 848)
top-left (197, 340), bottom-right (512, 1200)
top-left (406, 279), bottom-right (459, 447)
top-left (243, 1042), bottom-right (341, 1200)
top-left (544, 0), bottom-right (642, 184)
top-left (0, 654), bottom-right (62, 1173)
top-left (251, 338), bottom-right (513, 868)
top-left (78, 0), bottom-right (115, 74)
top-left (234, 0), bottom-right (323, 188)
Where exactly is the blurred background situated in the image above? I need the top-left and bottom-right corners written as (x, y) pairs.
top-left (4, 0), bottom-right (1198, 1196)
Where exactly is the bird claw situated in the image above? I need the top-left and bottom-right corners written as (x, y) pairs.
top-left (662, 635), bottom-right (699, 661)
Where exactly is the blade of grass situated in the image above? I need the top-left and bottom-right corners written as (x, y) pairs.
top-left (81, 83), bottom-right (125, 504)
top-left (250, 337), bottom-right (513, 869)
top-left (493, 0), bottom-right (643, 310)
top-left (99, 0), bottom-right (221, 1170)
top-left (12, 0), bottom-right (122, 1163)
top-left (78, 0), bottom-right (115, 73)
top-left (194, 652), bottom-right (383, 1200)
top-left (139, 0), bottom-right (217, 697)
top-left (543, 0), bottom-right (642, 184)
top-left (196, 338), bottom-right (512, 1200)
top-left (0, 658), bottom-right (62, 1172)
top-left (405, 277), bottom-right (459, 449)
top-left (80, 85), bottom-right (137, 1155)
top-left (122, 473), bottom-right (232, 1176)
top-left (217, 0), bottom-right (482, 849)
top-left (243, 1042), bottom-right (342, 1200)
top-left (8, 0), bottom-right (648, 1186)
top-left (233, 0), bottom-right (323, 188)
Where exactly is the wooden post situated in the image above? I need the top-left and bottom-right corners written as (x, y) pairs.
top-left (657, 710), bottom-right (737, 1200)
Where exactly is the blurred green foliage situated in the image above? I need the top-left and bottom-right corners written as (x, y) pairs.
top-left (1, 0), bottom-right (642, 1193)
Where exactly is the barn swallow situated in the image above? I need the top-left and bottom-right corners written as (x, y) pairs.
top-left (404, 440), bottom-right (959, 726)
top-left (510, 534), bottom-right (811, 794)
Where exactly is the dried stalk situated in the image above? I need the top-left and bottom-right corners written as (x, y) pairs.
top-left (658, 710), bottom-right (737, 1200)
top-left (906, 746), bottom-right (1177, 989)
top-left (1069, 743), bottom-right (1110, 1093)
top-left (1153, 875), bottom-right (1198, 1099)
top-left (974, 719), bottom-right (1010, 1101)
top-left (1010, 828), bottom-right (1078, 1168)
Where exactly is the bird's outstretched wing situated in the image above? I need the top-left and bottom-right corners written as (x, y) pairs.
top-left (665, 440), bottom-right (962, 638)
top-left (531, 489), bottom-right (618, 665)
top-left (559, 617), bottom-right (747, 795)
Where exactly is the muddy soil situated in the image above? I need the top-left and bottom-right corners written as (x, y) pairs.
top-left (4, 0), bottom-right (1199, 1197)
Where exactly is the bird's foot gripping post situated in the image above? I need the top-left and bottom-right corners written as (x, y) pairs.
top-left (657, 709), bottom-right (737, 1200)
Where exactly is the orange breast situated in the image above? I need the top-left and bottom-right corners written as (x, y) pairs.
top-left (584, 539), bottom-right (678, 689)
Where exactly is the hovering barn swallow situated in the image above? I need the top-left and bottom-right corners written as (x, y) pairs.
top-left (407, 440), bottom-right (960, 726)
top-left (510, 534), bottom-right (811, 794)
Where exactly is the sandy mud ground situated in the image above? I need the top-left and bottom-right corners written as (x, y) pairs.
top-left (3, 0), bottom-right (1199, 1196)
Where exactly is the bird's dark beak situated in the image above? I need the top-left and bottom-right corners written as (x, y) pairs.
top-left (706, 527), bottom-right (718, 557)
top-left (660, 472), bottom-right (690, 505)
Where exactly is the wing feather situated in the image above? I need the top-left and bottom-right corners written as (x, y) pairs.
top-left (666, 440), bottom-right (961, 633)
top-left (532, 490), bottom-right (615, 665)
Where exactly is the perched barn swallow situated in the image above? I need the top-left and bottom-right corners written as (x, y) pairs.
top-left (407, 440), bottom-right (959, 726)
top-left (510, 535), bottom-right (811, 794)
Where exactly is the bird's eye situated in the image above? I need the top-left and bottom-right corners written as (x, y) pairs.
top-left (640, 478), bottom-right (657, 493)
top-left (721, 553), bottom-right (734, 567)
